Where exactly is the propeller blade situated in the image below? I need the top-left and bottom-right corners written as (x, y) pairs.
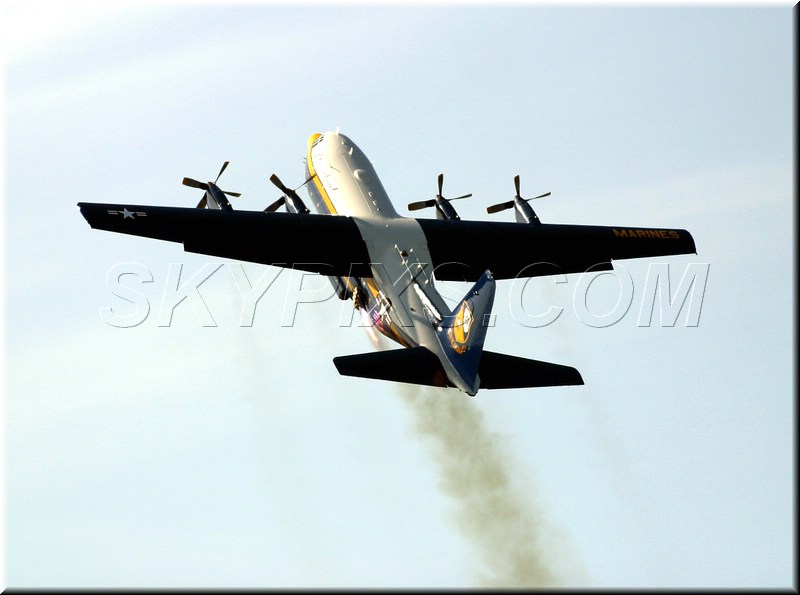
top-left (182, 177), bottom-right (208, 190)
top-left (215, 161), bottom-right (230, 184)
top-left (487, 200), bottom-right (515, 214)
top-left (223, 191), bottom-right (242, 197)
top-left (265, 196), bottom-right (286, 213)
top-left (269, 173), bottom-right (291, 195)
top-left (524, 191), bottom-right (551, 202)
top-left (299, 174), bottom-right (316, 189)
top-left (197, 196), bottom-right (208, 209)
top-left (408, 199), bottom-right (437, 211)
top-left (436, 174), bottom-right (470, 201)
top-left (515, 176), bottom-right (550, 202)
top-left (271, 173), bottom-right (315, 194)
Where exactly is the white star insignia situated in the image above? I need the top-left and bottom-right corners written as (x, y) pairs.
top-left (121, 208), bottom-right (135, 219)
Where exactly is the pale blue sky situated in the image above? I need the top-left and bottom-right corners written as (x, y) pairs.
top-left (3, 2), bottom-right (795, 588)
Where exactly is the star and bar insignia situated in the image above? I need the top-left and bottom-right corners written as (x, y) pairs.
top-left (106, 208), bottom-right (147, 219)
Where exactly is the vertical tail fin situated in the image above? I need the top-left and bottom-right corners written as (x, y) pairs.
top-left (435, 270), bottom-right (495, 395)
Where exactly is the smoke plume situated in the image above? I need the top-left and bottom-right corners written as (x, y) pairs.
top-left (400, 385), bottom-right (578, 588)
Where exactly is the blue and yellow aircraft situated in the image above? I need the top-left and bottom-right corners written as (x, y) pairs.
top-left (78, 131), bottom-right (696, 396)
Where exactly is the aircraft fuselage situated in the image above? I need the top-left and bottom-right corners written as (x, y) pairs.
top-left (304, 131), bottom-right (478, 394)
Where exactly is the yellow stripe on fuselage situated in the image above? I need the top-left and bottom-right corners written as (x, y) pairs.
top-left (364, 278), bottom-right (380, 298)
top-left (307, 132), bottom-right (364, 307)
top-left (306, 133), bottom-right (338, 215)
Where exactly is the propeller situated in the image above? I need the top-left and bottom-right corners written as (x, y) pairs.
top-left (486, 175), bottom-right (550, 219)
top-left (182, 161), bottom-right (241, 209)
top-left (408, 173), bottom-right (471, 220)
top-left (265, 173), bottom-right (312, 214)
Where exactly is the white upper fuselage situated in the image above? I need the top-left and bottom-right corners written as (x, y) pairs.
top-left (304, 131), bottom-right (476, 393)
top-left (306, 131), bottom-right (399, 219)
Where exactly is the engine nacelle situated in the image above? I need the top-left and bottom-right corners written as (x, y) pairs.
top-left (328, 275), bottom-right (353, 301)
top-left (486, 176), bottom-right (549, 225)
top-left (205, 184), bottom-right (234, 211)
top-left (284, 193), bottom-right (310, 214)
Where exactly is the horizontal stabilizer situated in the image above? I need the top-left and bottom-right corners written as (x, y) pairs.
top-left (333, 347), bottom-right (583, 392)
top-left (333, 347), bottom-right (450, 388)
top-left (477, 351), bottom-right (583, 389)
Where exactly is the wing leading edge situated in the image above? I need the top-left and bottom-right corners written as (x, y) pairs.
top-left (77, 203), bottom-right (373, 277)
top-left (78, 203), bottom-right (696, 282)
top-left (417, 219), bottom-right (697, 281)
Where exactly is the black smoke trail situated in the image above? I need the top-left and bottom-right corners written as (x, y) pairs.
top-left (400, 386), bottom-right (584, 587)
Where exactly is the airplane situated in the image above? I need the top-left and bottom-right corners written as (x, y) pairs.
top-left (78, 131), bottom-right (696, 396)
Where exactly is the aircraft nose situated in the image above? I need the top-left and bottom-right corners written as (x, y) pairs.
top-left (324, 129), bottom-right (349, 144)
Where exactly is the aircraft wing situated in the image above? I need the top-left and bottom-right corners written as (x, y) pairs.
top-left (77, 203), bottom-right (373, 277)
top-left (79, 203), bottom-right (695, 282)
top-left (417, 219), bottom-right (697, 281)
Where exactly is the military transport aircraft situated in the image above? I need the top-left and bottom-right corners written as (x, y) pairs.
top-left (78, 131), bottom-right (696, 396)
